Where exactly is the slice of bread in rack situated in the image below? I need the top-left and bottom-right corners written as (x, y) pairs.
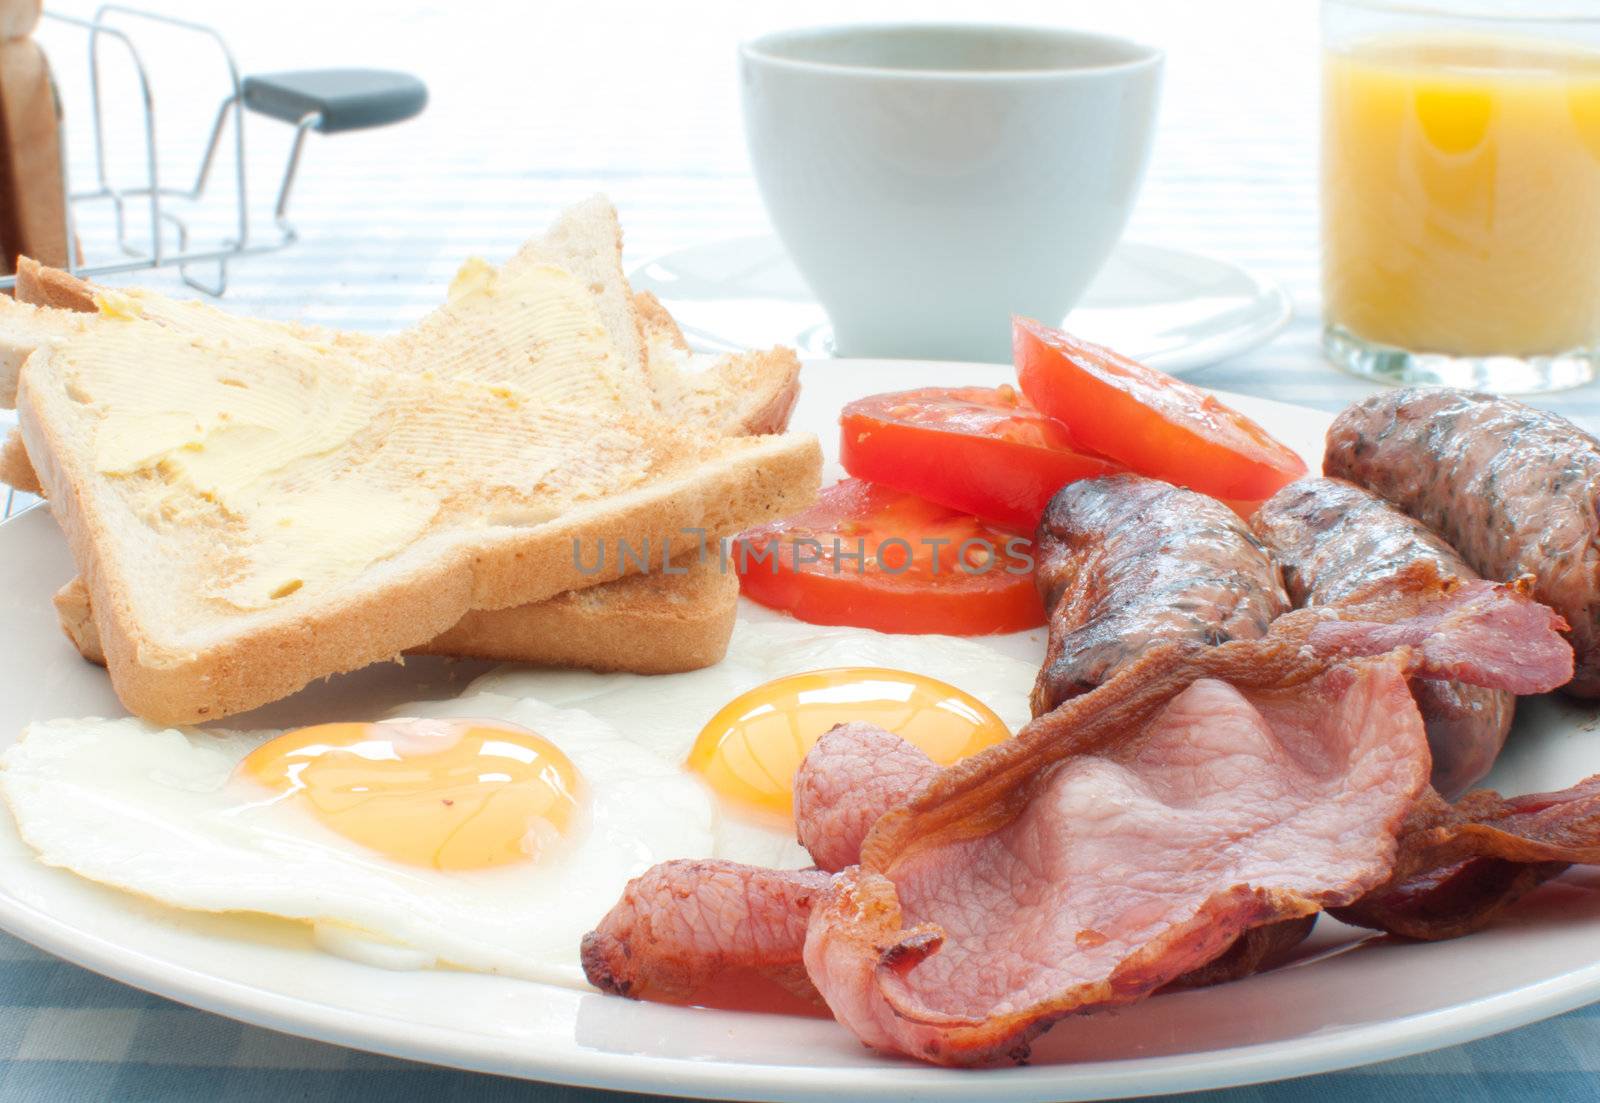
top-left (0, 39), bottom-right (69, 274)
top-left (1, 201), bottom-right (807, 686)
top-left (10, 200), bottom-right (818, 723)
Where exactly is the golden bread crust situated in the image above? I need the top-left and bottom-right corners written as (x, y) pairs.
top-left (58, 554), bottom-right (742, 676)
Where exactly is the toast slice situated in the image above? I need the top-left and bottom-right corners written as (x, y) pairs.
top-left (0, 282), bottom-right (798, 478)
top-left (20, 309), bottom-right (817, 723)
top-left (0, 200), bottom-right (802, 471)
top-left (2, 203), bottom-right (803, 682)
top-left (4, 196), bottom-right (647, 412)
top-left (14, 208), bottom-right (818, 723)
top-left (34, 276), bottom-right (766, 678)
top-left (54, 552), bottom-right (739, 675)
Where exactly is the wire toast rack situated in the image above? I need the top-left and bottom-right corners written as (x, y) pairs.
top-left (1, 5), bottom-right (426, 521)
top-left (2, 4), bottom-right (426, 296)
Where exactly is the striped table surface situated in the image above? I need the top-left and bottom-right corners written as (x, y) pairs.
top-left (4, 0), bottom-right (1600, 1099)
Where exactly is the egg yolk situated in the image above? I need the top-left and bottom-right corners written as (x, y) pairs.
top-left (687, 667), bottom-right (1010, 824)
top-left (238, 718), bottom-right (583, 871)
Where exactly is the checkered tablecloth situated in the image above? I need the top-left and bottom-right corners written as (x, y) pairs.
top-left (0, 945), bottom-right (1595, 1103)
top-left (5, 0), bottom-right (1600, 1099)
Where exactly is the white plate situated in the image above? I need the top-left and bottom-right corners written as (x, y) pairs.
top-left (0, 359), bottom-right (1598, 1101)
top-left (629, 239), bottom-right (1293, 372)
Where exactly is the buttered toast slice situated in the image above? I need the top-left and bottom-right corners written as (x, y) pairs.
top-left (0, 201), bottom-right (802, 507)
top-left (19, 302), bottom-right (817, 723)
top-left (12, 201), bottom-right (818, 723)
top-left (1, 200), bottom-right (804, 682)
top-left (0, 197), bottom-right (801, 441)
top-left (7, 266), bottom-right (787, 676)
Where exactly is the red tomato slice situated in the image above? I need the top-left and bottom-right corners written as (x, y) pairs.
top-left (734, 478), bottom-right (1044, 635)
top-left (1013, 317), bottom-right (1308, 501)
top-left (839, 386), bottom-right (1123, 530)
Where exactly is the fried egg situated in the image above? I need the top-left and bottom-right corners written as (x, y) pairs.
top-left (0, 696), bottom-right (714, 987)
top-left (470, 618), bottom-right (1039, 867)
top-left (0, 618), bottom-right (1036, 983)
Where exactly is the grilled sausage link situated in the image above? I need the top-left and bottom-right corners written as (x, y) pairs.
top-left (1325, 387), bottom-right (1600, 696)
top-left (1031, 474), bottom-right (1289, 716)
top-left (1252, 477), bottom-right (1514, 797)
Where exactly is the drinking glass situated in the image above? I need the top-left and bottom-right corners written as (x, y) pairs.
top-left (1322, 0), bottom-right (1600, 393)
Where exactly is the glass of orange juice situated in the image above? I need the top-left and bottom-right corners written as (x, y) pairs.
top-left (1322, 0), bottom-right (1600, 392)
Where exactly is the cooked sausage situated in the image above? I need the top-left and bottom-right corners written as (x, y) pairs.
top-left (1252, 477), bottom-right (1514, 797)
top-left (1325, 387), bottom-right (1600, 696)
top-left (1031, 474), bottom-right (1289, 716)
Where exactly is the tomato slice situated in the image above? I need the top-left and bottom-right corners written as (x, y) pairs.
top-left (1013, 317), bottom-right (1308, 501)
top-left (839, 386), bottom-right (1123, 530)
top-left (734, 478), bottom-right (1044, 635)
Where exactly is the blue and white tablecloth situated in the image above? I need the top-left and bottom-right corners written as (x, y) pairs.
top-left (1, 941), bottom-right (1598, 1101)
top-left (4, 0), bottom-right (1600, 1099)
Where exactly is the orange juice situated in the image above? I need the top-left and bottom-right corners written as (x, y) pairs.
top-left (1323, 36), bottom-right (1600, 357)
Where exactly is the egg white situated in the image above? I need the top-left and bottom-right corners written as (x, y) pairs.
top-left (0, 693), bottom-right (715, 989)
top-left (469, 617), bottom-right (1041, 868)
top-left (0, 617), bottom-right (1040, 984)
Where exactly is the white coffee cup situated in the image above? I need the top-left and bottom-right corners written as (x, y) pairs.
top-left (741, 23), bottom-right (1162, 363)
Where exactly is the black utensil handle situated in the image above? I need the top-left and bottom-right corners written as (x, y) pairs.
top-left (241, 69), bottom-right (427, 133)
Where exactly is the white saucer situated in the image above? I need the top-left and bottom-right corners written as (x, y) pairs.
top-left (629, 237), bottom-right (1292, 372)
